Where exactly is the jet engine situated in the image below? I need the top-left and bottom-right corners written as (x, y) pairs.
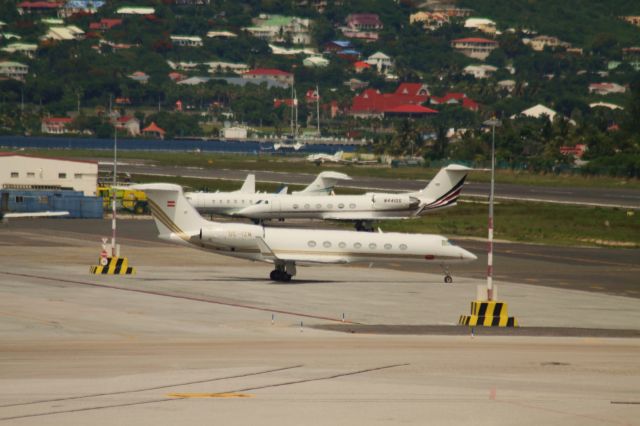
top-left (199, 224), bottom-right (262, 249)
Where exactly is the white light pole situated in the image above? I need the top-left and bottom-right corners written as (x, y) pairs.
top-left (483, 118), bottom-right (501, 301)
top-left (111, 126), bottom-right (117, 257)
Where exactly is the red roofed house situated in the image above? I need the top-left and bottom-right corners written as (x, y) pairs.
top-left (383, 104), bottom-right (438, 118)
top-left (560, 144), bottom-right (586, 158)
top-left (114, 116), bottom-right (140, 136)
top-left (588, 82), bottom-right (626, 96)
top-left (305, 89), bottom-right (319, 103)
top-left (341, 13), bottom-right (383, 41)
top-left (242, 68), bottom-right (294, 86)
top-left (451, 37), bottom-right (498, 60)
top-left (273, 98), bottom-right (295, 108)
top-left (89, 18), bottom-right (122, 31)
top-left (168, 72), bottom-right (186, 82)
top-left (142, 122), bottom-right (166, 139)
top-left (17, 1), bottom-right (63, 15)
top-left (41, 117), bottom-right (73, 134)
top-left (354, 60), bottom-right (371, 73)
top-left (430, 93), bottom-right (480, 111)
top-left (350, 83), bottom-right (431, 118)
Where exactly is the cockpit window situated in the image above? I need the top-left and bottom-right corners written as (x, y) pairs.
top-left (442, 239), bottom-right (453, 246)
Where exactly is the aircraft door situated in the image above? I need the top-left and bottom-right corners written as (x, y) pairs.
top-left (270, 197), bottom-right (280, 213)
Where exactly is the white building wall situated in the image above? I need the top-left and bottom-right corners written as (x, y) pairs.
top-left (0, 155), bottom-right (98, 196)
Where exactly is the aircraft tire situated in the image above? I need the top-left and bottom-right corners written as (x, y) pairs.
top-left (444, 275), bottom-right (453, 284)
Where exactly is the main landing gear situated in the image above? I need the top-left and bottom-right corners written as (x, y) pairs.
top-left (355, 220), bottom-right (374, 232)
top-left (269, 261), bottom-right (296, 282)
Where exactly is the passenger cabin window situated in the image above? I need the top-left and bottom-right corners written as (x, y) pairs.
top-left (74, 173), bottom-right (82, 179)
top-left (349, 203), bottom-right (356, 209)
top-left (308, 241), bottom-right (316, 248)
top-left (338, 203), bottom-right (344, 209)
top-left (323, 241), bottom-right (331, 248)
top-left (58, 173), bottom-right (66, 179)
top-left (339, 242), bottom-right (346, 248)
top-left (10, 172), bottom-right (19, 178)
top-left (293, 204), bottom-right (299, 209)
top-left (399, 244), bottom-right (408, 250)
top-left (15, 196), bottom-right (24, 203)
top-left (327, 204), bottom-right (333, 209)
top-left (354, 242), bottom-right (362, 249)
top-left (27, 172), bottom-right (35, 178)
top-left (369, 243), bottom-right (377, 249)
top-left (304, 203), bottom-right (310, 209)
top-left (315, 203), bottom-right (321, 209)
top-left (384, 243), bottom-right (392, 250)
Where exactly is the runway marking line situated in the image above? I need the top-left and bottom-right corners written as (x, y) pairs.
top-left (0, 363), bottom-right (408, 422)
top-left (0, 271), bottom-right (361, 325)
top-left (167, 393), bottom-right (252, 399)
top-left (0, 365), bottom-right (302, 409)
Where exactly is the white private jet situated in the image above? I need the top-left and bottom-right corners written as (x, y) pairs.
top-left (307, 151), bottom-right (378, 166)
top-left (307, 151), bottom-right (345, 164)
top-left (132, 183), bottom-right (477, 282)
top-left (185, 171), bottom-right (352, 217)
top-left (230, 164), bottom-right (470, 231)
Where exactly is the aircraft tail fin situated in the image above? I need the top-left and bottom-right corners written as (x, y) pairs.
top-left (412, 165), bottom-right (471, 212)
top-left (130, 183), bottom-right (209, 238)
top-left (275, 184), bottom-right (289, 194)
top-left (236, 174), bottom-right (255, 193)
top-left (294, 171), bottom-right (352, 195)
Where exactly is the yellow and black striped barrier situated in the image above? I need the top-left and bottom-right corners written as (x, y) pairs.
top-left (90, 257), bottom-right (135, 275)
top-left (458, 301), bottom-right (518, 327)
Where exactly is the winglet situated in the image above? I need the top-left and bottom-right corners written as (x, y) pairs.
top-left (255, 237), bottom-right (279, 260)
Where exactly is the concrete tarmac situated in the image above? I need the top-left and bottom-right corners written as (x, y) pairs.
top-left (1, 220), bottom-right (639, 425)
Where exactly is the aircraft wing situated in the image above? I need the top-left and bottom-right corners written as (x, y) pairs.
top-left (320, 213), bottom-right (414, 220)
top-left (255, 237), bottom-right (348, 264)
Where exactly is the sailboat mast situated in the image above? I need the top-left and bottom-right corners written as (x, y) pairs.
top-left (316, 84), bottom-right (320, 137)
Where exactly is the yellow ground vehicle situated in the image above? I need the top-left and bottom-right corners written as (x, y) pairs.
top-left (97, 186), bottom-right (149, 215)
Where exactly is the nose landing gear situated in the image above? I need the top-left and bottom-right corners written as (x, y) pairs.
top-left (441, 264), bottom-right (453, 283)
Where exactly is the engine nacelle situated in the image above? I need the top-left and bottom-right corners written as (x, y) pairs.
top-left (199, 224), bottom-right (262, 248)
top-left (370, 194), bottom-right (420, 211)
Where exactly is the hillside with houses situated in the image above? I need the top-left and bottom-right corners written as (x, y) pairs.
top-left (0, 0), bottom-right (639, 176)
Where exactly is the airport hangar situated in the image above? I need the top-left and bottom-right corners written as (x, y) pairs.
top-left (0, 152), bottom-right (102, 217)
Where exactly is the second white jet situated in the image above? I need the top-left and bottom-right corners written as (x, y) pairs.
top-left (223, 164), bottom-right (471, 230)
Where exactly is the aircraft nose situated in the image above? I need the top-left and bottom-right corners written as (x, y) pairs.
top-left (462, 248), bottom-right (477, 261)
